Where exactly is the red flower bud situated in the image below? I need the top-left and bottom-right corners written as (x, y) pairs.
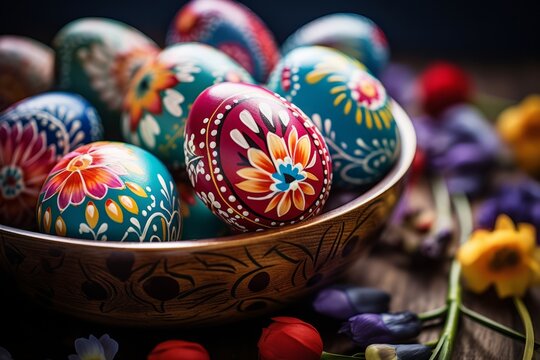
top-left (418, 62), bottom-right (472, 116)
top-left (258, 317), bottom-right (323, 360)
top-left (148, 340), bottom-right (210, 360)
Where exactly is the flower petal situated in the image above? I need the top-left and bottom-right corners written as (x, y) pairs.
top-left (247, 148), bottom-right (275, 174)
top-left (294, 135), bottom-right (311, 168)
top-left (43, 170), bottom-right (72, 200)
top-left (237, 179), bottom-right (273, 193)
top-left (265, 192), bottom-right (284, 213)
top-left (292, 189), bottom-right (305, 211)
top-left (460, 264), bottom-right (491, 293)
top-left (237, 168), bottom-right (272, 181)
top-left (299, 182), bottom-right (316, 196)
top-left (81, 167), bottom-right (124, 199)
top-left (495, 214), bottom-right (515, 231)
top-left (267, 132), bottom-right (288, 163)
top-left (494, 276), bottom-right (530, 298)
top-left (57, 172), bottom-right (86, 210)
top-left (277, 191), bottom-right (292, 217)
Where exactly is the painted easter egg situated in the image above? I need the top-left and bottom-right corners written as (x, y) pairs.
top-left (122, 43), bottom-right (254, 170)
top-left (282, 14), bottom-right (389, 76)
top-left (178, 181), bottom-right (229, 239)
top-left (266, 46), bottom-right (400, 189)
top-left (0, 92), bottom-right (103, 229)
top-left (54, 18), bottom-right (159, 138)
top-left (166, 0), bottom-right (280, 83)
top-left (184, 82), bottom-right (332, 232)
top-left (36, 142), bottom-right (182, 242)
top-left (0, 36), bottom-right (54, 110)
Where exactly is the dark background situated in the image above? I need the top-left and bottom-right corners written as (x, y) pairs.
top-left (1, 0), bottom-right (539, 60)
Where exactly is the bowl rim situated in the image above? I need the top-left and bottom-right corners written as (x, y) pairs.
top-left (0, 101), bottom-right (416, 251)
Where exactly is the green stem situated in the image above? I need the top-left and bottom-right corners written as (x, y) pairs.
top-left (430, 193), bottom-right (472, 360)
top-left (514, 297), bottom-right (535, 360)
top-left (321, 351), bottom-right (363, 359)
top-left (419, 305), bottom-right (449, 322)
top-left (460, 305), bottom-right (540, 351)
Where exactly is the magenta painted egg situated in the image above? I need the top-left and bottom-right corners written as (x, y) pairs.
top-left (166, 0), bottom-right (280, 83)
top-left (184, 83), bottom-right (333, 232)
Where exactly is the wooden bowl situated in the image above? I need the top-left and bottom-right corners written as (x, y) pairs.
top-left (0, 102), bottom-right (416, 327)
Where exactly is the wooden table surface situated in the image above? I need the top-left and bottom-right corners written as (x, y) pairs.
top-left (1, 61), bottom-right (539, 359)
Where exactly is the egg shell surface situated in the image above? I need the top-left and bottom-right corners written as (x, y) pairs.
top-left (281, 13), bottom-right (389, 76)
top-left (266, 46), bottom-right (400, 189)
top-left (184, 82), bottom-right (332, 232)
top-left (54, 18), bottom-right (159, 138)
top-left (122, 43), bottom-right (254, 170)
top-left (0, 92), bottom-right (103, 229)
top-left (0, 36), bottom-right (54, 110)
top-left (166, 0), bottom-right (280, 83)
top-left (36, 142), bottom-right (181, 242)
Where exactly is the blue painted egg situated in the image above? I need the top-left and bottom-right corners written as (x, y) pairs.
top-left (36, 142), bottom-right (182, 242)
top-left (166, 0), bottom-right (280, 83)
top-left (0, 92), bottom-right (103, 229)
top-left (282, 13), bottom-right (389, 76)
top-left (122, 43), bottom-right (254, 170)
top-left (266, 46), bottom-right (400, 189)
top-left (178, 181), bottom-right (229, 240)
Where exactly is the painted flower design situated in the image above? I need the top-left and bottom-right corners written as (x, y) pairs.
top-left (305, 56), bottom-right (393, 130)
top-left (41, 143), bottom-right (134, 211)
top-left (0, 120), bottom-right (57, 226)
top-left (236, 127), bottom-right (317, 217)
top-left (78, 43), bottom-right (155, 110)
top-left (124, 60), bottom-right (179, 131)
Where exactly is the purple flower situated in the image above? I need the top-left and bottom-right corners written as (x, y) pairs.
top-left (380, 63), bottom-right (416, 110)
top-left (365, 344), bottom-right (432, 360)
top-left (313, 286), bottom-right (390, 320)
top-left (68, 334), bottom-right (118, 360)
top-left (414, 103), bottom-right (501, 196)
top-left (339, 311), bottom-right (422, 348)
top-left (0, 346), bottom-right (13, 360)
top-left (476, 177), bottom-right (540, 243)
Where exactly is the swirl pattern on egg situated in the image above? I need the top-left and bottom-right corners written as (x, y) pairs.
top-left (267, 46), bottom-right (400, 189)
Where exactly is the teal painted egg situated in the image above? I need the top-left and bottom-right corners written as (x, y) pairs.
top-left (282, 13), bottom-right (389, 76)
top-left (122, 43), bottom-right (254, 170)
top-left (0, 92), bottom-right (103, 229)
top-left (36, 142), bottom-right (182, 242)
top-left (0, 36), bottom-right (54, 110)
top-left (54, 18), bottom-right (159, 138)
top-left (178, 182), bottom-right (229, 240)
top-left (266, 46), bottom-right (400, 189)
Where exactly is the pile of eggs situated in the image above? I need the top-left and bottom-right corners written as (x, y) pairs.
top-left (0, 0), bottom-right (400, 242)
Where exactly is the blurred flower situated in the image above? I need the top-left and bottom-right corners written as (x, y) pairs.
top-left (365, 344), bottom-right (431, 360)
top-left (418, 226), bottom-right (453, 260)
top-left (497, 95), bottom-right (540, 177)
top-left (68, 334), bottom-right (118, 360)
top-left (414, 104), bottom-right (500, 196)
top-left (457, 214), bottom-right (540, 298)
top-left (380, 63), bottom-right (416, 110)
top-left (418, 61), bottom-right (472, 116)
top-left (476, 177), bottom-right (540, 243)
top-left (339, 311), bottom-right (421, 348)
top-left (148, 340), bottom-right (210, 360)
top-left (0, 346), bottom-right (13, 360)
top-left (313, 286), bottom-right (390, 320)
top-left (258, 317), bottom-right (323, 360)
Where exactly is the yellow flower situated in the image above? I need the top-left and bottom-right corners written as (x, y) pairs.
top-left (497, 95), bottom-right (540, 176)
top-left (457, 214), bottom-right (540, 298)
